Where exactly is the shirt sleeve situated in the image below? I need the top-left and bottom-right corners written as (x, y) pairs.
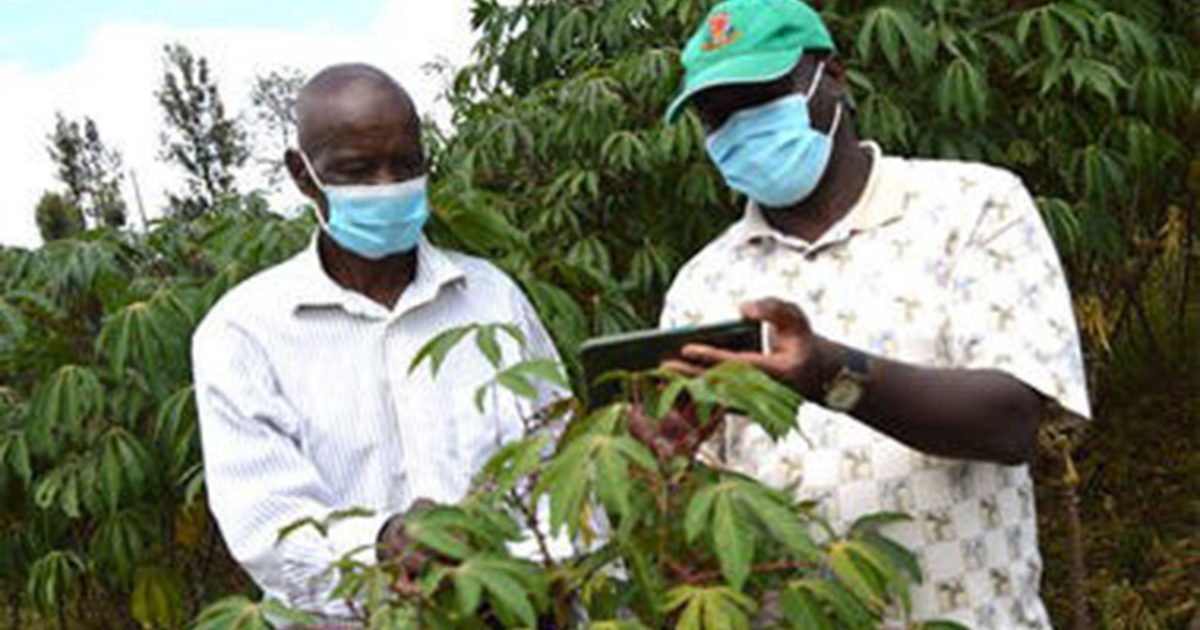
top-left (660, 283), bottom-right (685, 330)
top-left (941, 174), bottom-right (1092, 420)
top-left (192, 318), bottom-right (389, 616)
top-left (659, 269), bottom-right (702, 329)
top-left (512, 285), bottom-right (570, 421)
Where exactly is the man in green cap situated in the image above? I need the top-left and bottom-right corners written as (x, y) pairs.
top-left (657, 0), bottom-right (1091, 626)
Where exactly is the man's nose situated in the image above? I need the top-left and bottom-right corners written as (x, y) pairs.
top-left (366, 166), bottom-right (402, 185)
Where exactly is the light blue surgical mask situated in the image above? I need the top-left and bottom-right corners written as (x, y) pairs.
top-left (705, 63), bottom-right (843, 208)
top-left (300, 152), bottom-right (430, 259)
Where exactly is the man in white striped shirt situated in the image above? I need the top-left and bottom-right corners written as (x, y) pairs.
top-left (191, 64), bottom-right (560, 618)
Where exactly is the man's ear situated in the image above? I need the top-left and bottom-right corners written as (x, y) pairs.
top-left (285, 149), bottom-right (320, 201)
top-left (826, 57), bottom-right (848, 82)
top-left (823, 58), bottom-right (853, 105)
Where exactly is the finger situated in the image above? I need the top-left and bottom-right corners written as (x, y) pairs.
top-left (740, 298), bottom-right (810, 337)
top-left (660, 359), bottom-right (706, 378)
top-left (680, 343), bottom-right (759, 366)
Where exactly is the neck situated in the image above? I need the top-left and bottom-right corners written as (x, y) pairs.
top-left (318, 235), bottom-right (418, 309)
top-left (761, 127), bottom-right (873, 243)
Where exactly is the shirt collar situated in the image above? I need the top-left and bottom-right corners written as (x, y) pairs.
top-left (290, 233), bottom-right (466, 319)
top-left (730, 141), bottom-right (901, 253)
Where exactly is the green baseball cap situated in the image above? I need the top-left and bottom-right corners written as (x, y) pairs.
top-left (665, 0), bottom-right (835, 123)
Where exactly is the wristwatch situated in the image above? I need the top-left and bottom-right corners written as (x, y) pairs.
top-left (822, 348), bottom-right (870, 412)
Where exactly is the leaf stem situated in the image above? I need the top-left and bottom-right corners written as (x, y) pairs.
top-left (679, 560), bottom-right (818, 586)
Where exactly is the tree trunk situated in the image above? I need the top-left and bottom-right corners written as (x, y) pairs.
top-left (8, 589), bottom-right (20, 630)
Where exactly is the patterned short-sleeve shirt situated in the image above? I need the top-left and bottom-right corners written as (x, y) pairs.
top-left (660, 143), bottom-right (1091, 628)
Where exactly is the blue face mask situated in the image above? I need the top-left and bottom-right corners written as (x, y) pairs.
top-left (705, 63), bottom-right (843, 208)
top-left (300, 152), bottom-right (430, 259)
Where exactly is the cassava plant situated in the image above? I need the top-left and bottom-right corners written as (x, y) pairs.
top-left (195, 325), bottom-right (964, 629)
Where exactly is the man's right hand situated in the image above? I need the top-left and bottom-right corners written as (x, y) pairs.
top-left (376, 498), bottom-right (437, 570)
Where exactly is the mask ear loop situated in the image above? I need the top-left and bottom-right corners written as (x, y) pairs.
top-left (804, 61), bottom-right (827, 100)
top-left (826, 100), bottom-right (844, 138)
top-left (805, 61), bottom-right (844, 138)
top-left (297, 151), bottom-right (334, 234)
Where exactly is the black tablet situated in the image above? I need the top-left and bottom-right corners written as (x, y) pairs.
top-left (579, 320), bottom-right (765, 407)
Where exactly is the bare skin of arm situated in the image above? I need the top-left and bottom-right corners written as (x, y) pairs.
top-left (664, 299), bottom-right (1045, 466)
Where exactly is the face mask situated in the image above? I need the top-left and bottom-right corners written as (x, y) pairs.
top-left (705, 63), bottom-right (843, 208)
top-left (299, 152), bottom-right (430, 260)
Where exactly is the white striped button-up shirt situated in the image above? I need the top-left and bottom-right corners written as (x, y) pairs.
top-left (191, 236), bottom-right (560, 615)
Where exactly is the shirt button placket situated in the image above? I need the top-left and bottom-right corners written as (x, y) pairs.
top-left (382, 320), bottom-right (414, 505)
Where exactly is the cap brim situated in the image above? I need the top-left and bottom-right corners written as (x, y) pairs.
top-left (665, 47), bottom-right (805, 123)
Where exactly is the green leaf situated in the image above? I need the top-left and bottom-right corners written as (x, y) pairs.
top-left (404, 508), bottom-right (486, 560)
top-left (491, 357), bottom-right (566, 402)
top-left (453, 569), bottom-right (484, 616)
top-left (26, 550), bottom-right (85, 614)
top-left (0, 430), bottom-right (31, 485)
top-left (696, 362), bottom-right (801, 440)
top-left (936, 57), bottom-right (988, 124)
top-left (1097, 11), bottom-right (1158, 63)
top-left (541, 439), bottom-right (592, 538)
top-left (654, 377), bottom-right (688, 419)
top-left (828, 542), bottom-right (887, 611)
top-left (192, 595), bottom-right (275, 630)
top-left (594, 441), bottom-right (633, 518)
top-left (861, 531), bottom-right (923, 584)
top-left (1038, 7), bottom-right (1063, 57)
top-left (858, 6), bottom-right (934, 73)
top-left (131, 566), bottom-right (186, 629)
top-left (511, 358), bottom-right (569, 389)
top-left (154, 385), bottom-right (197, 479)
top-left (737, 481), bottom-right (820, 561)
top-left (712, 491), bottom-right (752, 590)
top-left (684, 484), bottom-right (719, 543)
top-left (476, 325), bottom-right (504, 368)
top-left (588, 621), bottom-right (652, 630)
top-left (797, 579), bottom-right (877, 628)
top-left (29, 364), bottom-right (104, 450)
top-left (99, 427), bottom-right (151, 512)
top-left (662, 586), bottom-right (755, 630)
top-left (260, 599), bottom-right (320, 627)
top-left (472, 557), bottom-right (540, 627)
top-left (479, 434), bottom-right (552, 495)
top-left (409, 325), bottom-right (476, 377)
top-left (0, 297), bottom-right (26, 340)
top-left (95, 295), bottom-right (190, 394)
top-left (538, 431), bottom-right (654, 537)
top-left (91, 510), bottom-right (149, 581)
top-left (779, 586), bottom-right (834, 630)
top-left (609, 435), bottom-right (657, 471)
top-left (845, 539), bottom-right (910, 611)
top-left (496, 368), bottom-right (538, 400)
top-left (919, 621), bottom-right (972, 630)
top-left (34, 458), bottom-right (86, 518)
top-left (848, 512), bottom-right (912, 536)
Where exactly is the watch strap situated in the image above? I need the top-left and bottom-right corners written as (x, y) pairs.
top-left (844, 348), bottom-right (870, 378)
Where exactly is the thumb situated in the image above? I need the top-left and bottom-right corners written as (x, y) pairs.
top-left (740, 298), bottom-right (810, 338)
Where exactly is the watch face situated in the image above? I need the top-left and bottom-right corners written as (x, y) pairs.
top-left (826, 378), bottom-right (864, 411)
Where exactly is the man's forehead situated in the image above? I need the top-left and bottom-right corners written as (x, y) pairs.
top-left (298, 80), bottom-right (417, 155)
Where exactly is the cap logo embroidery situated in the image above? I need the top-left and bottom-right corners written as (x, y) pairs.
top-left (702, 12), bottom-right (741, 51)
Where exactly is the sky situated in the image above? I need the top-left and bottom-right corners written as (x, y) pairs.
top-left (0, 0), bottom-right (477, 248)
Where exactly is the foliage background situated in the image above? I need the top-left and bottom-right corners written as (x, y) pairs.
top-left (0, 0), bottom-right (1196, 627)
